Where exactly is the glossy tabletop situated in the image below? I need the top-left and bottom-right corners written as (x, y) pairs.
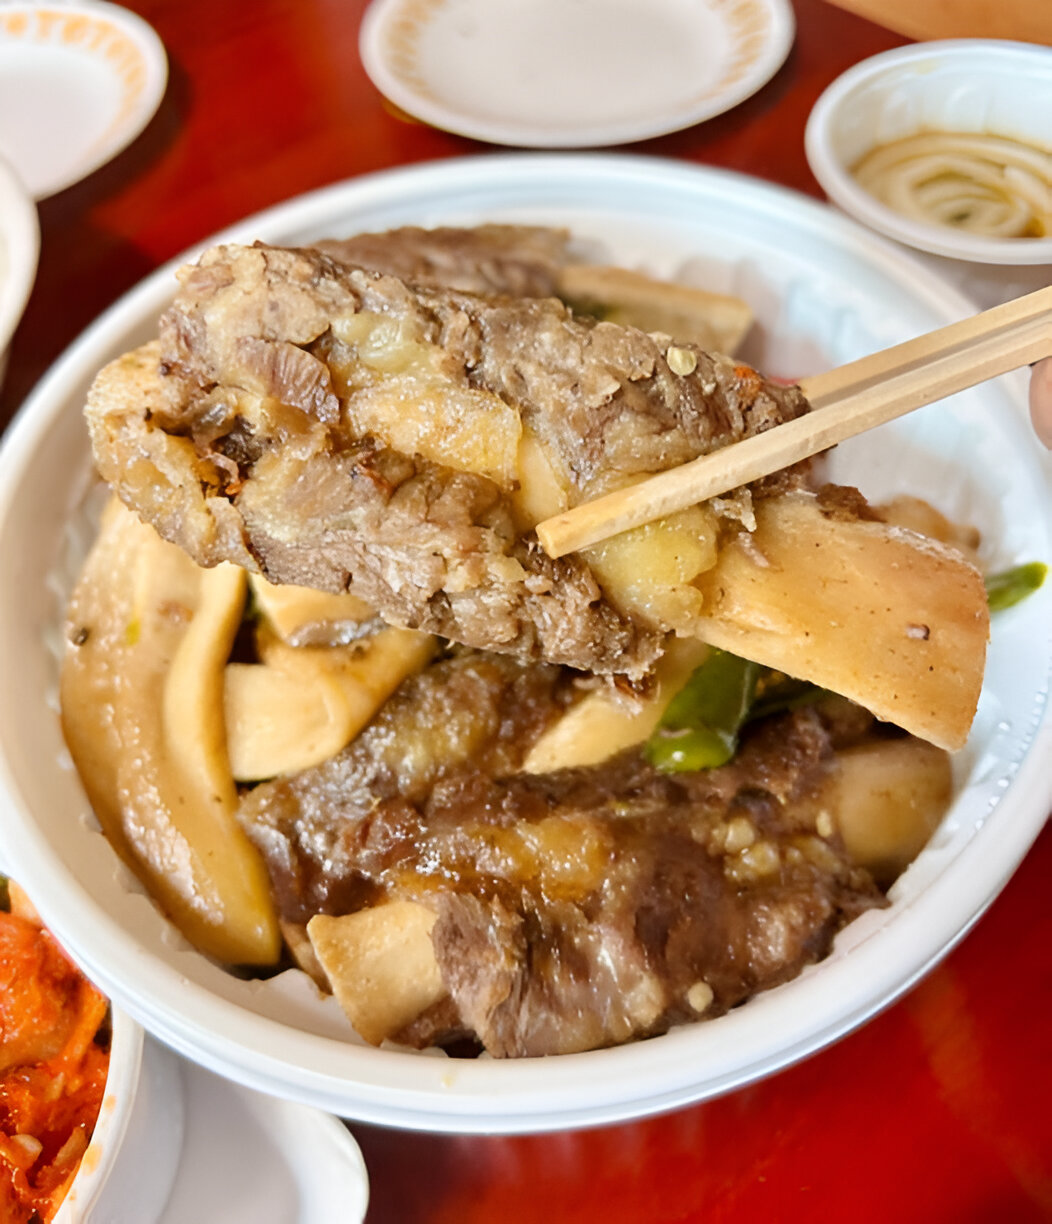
top-left (0, 2), bottom-right (1048, 1221)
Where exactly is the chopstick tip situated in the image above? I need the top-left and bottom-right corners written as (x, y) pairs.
top-left (535, 517), bottom-right (570, 559)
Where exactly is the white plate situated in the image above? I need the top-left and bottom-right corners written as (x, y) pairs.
top-left (359, 0), bottom-right (795, 146)
top-left (0, 0), bottom-right (167, 199)
top-left (90, 1040), bottom-right (370, 1224)
top-left (156, 1050), bottom-right (369, 1224)
top-left (0, 154), bottom-right (1049, 1134)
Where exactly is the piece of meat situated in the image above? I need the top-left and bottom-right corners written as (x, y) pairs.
top-left (158, 243), bottom-right (808, 487)
top-left (315, 224), bottom-right (569, 297)
top-left (238, 649), bottom-right (579, 922)
top-left (86, 242), bottom-right (811, 679)
top-left (239, 652), bottom-right (882, 1058)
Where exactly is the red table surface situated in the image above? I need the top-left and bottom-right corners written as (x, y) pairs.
top-left (1, 2), bottom-right (1048, 1220)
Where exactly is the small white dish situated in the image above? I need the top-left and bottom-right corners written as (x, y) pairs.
top-left (805, 40), bottom-right (1052, 266)
top-left (359, 0), bottom-right (795, 147)
top-left (0, 0), bottom-right (167, 199)
top-left (58, 1025), bottom-right (369, 1223)
top-left (0, 147), bottom-right (37, 385)
top-left (54, 1010), bottom-right (184, 1224)
top-left (151, 1050), bottom-right (370, 1224)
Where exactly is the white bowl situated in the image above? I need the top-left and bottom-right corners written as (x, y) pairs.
top-left (0, 882), bottom-right (367, 1220)
top-left (54, 1009), bottom-right (184, 1224)
top-left (0, 155), bottom-right (1050, 1134)
top-left (50, 1005), bottom-right (370, 1222)
top-left (0, 870), bottom-right (182, 1220)
top-left (0, 148), bottom-right (38, 383)
top-left (0, 0), bottom-right (168, 200)
top-left (805, 40), bottom-right (1052, 266)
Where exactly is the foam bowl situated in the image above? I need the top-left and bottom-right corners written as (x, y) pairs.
top-left (0, 156), bottom-right (1049, 1134)
top-left (805, 40), bottom-right (1052, 266)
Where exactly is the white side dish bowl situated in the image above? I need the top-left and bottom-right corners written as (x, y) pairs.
top-left (53, 1015), bottom-right (370, 1223)
top-left (54, 1009), bottom-right (184, 1224)
top-left (805, 40), bottom-right (1052, 266)
top-left (0, 148), bottom-right (37, 386)
top-left (0, 155), bottom-right (1049, 1134)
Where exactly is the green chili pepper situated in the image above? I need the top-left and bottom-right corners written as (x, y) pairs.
top-left (984, 562), bottom-right (1047, 611)
top-left (747, 675), bottom-right (828, 722)
top-left (644, 648), bottom-right (761, 772)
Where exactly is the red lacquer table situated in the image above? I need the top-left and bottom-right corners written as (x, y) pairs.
top-left (1, 2), bottom-right (1048, 1220)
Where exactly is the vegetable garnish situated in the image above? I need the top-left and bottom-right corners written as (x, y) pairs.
top-left (644, 654), bottom-right (829, 773)
top-left (748, 675), bottom-right (829, 722)
top-left (644, 648), bottom-right (761, 772)
top-left (647, 556), bottom-right (1049, 776)
top-left (984, 562), bottom-right (1048, 611)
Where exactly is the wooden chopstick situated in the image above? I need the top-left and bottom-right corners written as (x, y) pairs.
top-left (536, 285), bottom-right (1052, 559)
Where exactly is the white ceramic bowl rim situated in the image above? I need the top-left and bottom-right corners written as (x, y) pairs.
top-left (804, 39), bottom-right (1052, 265)
top-left (53, 1008), bottom-right (142, 1223)
top-left (0, 150), bottom-right (38, 354)
top-left (0, 154), bottom-right (1049, 1134)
